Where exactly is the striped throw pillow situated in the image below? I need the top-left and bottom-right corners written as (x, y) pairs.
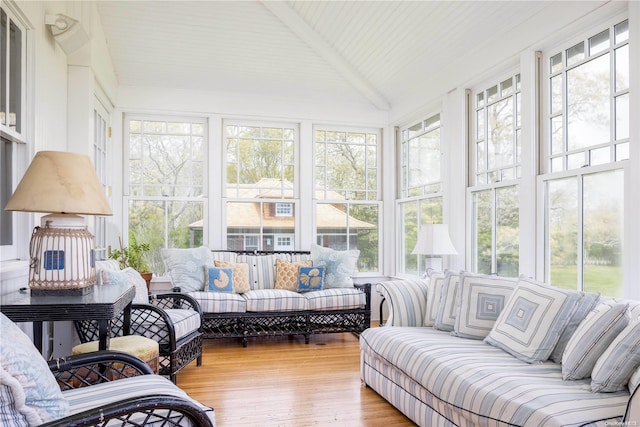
top-left (591, 317), bottom-right (640, 392)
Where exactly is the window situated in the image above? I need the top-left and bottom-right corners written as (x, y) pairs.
top-left (125, 116), bottom-right (206, 272)
top-left (93, 104), bottom-right (109, 260)
top-left (315, 127), bottom-right (380, 272)
top-left (469, 74), bottom-right (521, 276)
top-left (397, 114), bottom-right (442, 275)
top-left (224, 122), bottom-right (297, 251)
top-left (542, 20), bottom-right (628, 296)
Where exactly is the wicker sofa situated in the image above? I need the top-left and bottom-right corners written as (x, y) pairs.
top-left (361, 273), bottom-right (640, 427)
top-left (163, 247), bottom-right (371, 347)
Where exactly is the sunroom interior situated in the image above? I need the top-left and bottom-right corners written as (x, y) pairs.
top-left (1, 0), bottom-right (640, 358)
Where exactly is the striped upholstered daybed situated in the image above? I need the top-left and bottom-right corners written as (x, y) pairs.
top-left (163, 247), bottom-right (371, 347)
top-left (361, 273), bottom-right (640, 426)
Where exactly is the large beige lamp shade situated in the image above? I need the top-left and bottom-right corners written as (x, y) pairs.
top-left (4, 151), bottom-right (112, 295)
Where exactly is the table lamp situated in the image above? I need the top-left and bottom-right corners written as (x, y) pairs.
top-left (4, 151), bottom-right (112, 295)
top-left (411, 223), bottom-right (457, 276)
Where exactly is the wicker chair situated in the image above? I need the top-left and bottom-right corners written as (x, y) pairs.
top-left (42, 350), bottom-right (215, 426)
top-left (74, 292), bottom-right (203, 383)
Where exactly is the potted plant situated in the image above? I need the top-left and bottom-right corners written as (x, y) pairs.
top-left (109, 235), bottom-right (153, 290)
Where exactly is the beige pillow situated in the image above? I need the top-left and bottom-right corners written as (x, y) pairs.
top-left (274, 259), bottom-right (312, 291)
top-left (214, 261), bottom-right (250, 293)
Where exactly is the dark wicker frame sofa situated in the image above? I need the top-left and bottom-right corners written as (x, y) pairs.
top-left (171, 250), bottom-right (372, 347)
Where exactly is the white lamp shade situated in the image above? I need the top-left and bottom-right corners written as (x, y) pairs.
top-left (412, 224), bottom-right (457, 256)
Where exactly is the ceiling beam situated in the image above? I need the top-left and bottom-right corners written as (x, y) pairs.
top-left (261, 1), bottom-right (390, 111)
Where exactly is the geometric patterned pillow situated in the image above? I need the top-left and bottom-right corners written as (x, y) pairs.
top-left (433, 271), bottom-right (461, 332)
top-left (562, 302), bottom-right (629, 381)
top-left (484, 277), bottom-right (582, 363)
top-left (452, 272), bottom-right (517, 340)
top-left (591, 317), bottom-right (640, 392)
top-left (274, 259), bottom-right (313, 291)
top-left (424, 270), bottom-right (446, 327)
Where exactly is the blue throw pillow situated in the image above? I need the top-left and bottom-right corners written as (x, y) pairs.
top-left (297, 266), bottom-right (325, 292)
top-left (206, 267), bottom-right (234, 292)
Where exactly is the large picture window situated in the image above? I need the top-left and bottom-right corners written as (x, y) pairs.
top-left (542, 20), bottom-right (627, 296)
top-left (125, 116), bottom-right (206, 272)
top-left (224, 122), bottom-right (297, 251)
top-left (469, 74), bottom-right (521, 276)
top-left (397, 114), bottom-right (442, 275)
top-left (314, 127), bottom-right (380, 272)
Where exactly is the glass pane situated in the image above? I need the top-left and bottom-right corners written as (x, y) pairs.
top-left (566, 42), bottom-right (585, 66)
top-left (615, 45), bottom-right (629, 92)
top-left (550, 53), bottom-right (563, 74)
top-left (400, 201), bottom-right (418, 275)
top-left (476, 109), bottom-right (484, 140)
top-left (567, 152), bottom-right (586, 170)
top-left (615, 142), bottom-right (629, 161)
top-left (615, 94), bottom-right (629, 140)
top-left (551, 116), bottom-right (563, 155)
top-left (347, 204), bottom-right (378, 272)
top-left (567, 54), bottom-right (610, 150)
top-left (487, 98), bottom-right (514, 170)
top-left (546, 177), bottom-right (578, 289)
top-left (550, 75), bottom-right (563, 115)
top-left (589, 147), bottom-right (609, 166)
top-left (496, 186), bottom-right (519, 277)
top-left (589, 29), bottom-right (609, 56)
top-left (500, 77), bottom-right (513, 96)
top-left (476, 141), bottom-right (485, 172)
top-left (615, 20), bottom-right (629, 44)
top-left (583, 170), bottom-right (623, 297)
top-left (476, 92), bottom-right (485, 108)
top-left (487, 85), bottom-right (498, 103)
top-left (8, 17), bottom-right (22, 133)
top-left (551, 156), bottom-right (563, 172)
top-left (473, 190), bottom-right (492, 274)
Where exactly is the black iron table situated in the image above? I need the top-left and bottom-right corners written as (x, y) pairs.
top-left (0, 283), bottom-right (135, 354)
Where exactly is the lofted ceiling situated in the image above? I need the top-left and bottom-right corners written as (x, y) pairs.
top-left (96, 0), bottom-right (612, 120)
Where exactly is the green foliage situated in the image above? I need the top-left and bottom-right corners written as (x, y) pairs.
top-left (109, 233), bottom-right (151, 273)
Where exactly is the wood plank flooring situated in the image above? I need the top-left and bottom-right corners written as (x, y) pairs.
top-left (177, 331), bottom-right (415, 427)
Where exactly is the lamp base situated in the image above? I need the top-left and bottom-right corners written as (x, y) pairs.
top-left (30, 285), bottom-right (94, 297)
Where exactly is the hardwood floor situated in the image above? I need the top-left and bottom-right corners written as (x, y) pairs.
top-left (177, 331), bottom-right (415, 426)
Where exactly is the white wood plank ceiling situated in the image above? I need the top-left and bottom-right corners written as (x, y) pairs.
top-left (96, 1), bottom-right (613, 117)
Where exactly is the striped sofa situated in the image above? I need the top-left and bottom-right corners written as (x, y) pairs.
top-left (360, 275), bottom-right (640, 427)
top-left (174, 250), bottom-right (371, 347)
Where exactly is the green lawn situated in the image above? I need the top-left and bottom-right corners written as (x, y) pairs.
top-left (550, 265), bottom-right (623, 297)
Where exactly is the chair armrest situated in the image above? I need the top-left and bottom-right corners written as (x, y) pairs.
top-left (40, 395), bottom-right (215, 427)
top-left (625, 383), bottom-right (640, 423)
top-left (48, 350), bottom-right (153, 390)
top-left (376, 278), bottom-right (429, 327)
top-left (151, 292), bottom-right (203, 317)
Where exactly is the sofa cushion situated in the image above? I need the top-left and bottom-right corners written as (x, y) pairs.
top-left (0, 314), bottom-right (69, 425)
top-left (434, 271), bottom-right (461, 332)
top-left (274, 259), bottom-right (312, 291)
top-left (62, 375), bottom-right (215, 425)
top-left (549, 291), bottom-right (600, 363)
top-left (376, 279), bottom-right (429, 327)
top-left (297, 266), bottom-right (325, 292)
top-left (452, 272), bottom-right (518, 339)
top-left (424, 270), bottom-right (445, 327)
top-left (162, 246), bottom-right (213, 292)
top-left (562, 302), bottom-right (629, 380)
top-left (214, 261), bottom-right (250, 293)
top-left (100, 267), bottom-right (150, 304)
top-left (188, 291), bottom-right (247, 314)
top-left (310, 244), bottom-right (359, 288)
top-left (484, 277), bottom-right (582, 363)
top-left (591, 317), bottom-right (640, 392)
top-left (205, 267), bottom-right (234, 292)
top-left (303, 288), bottom-right (365, 310)
top-left (134, 308), bottom-right (201, 343)
top-left (243, 289), bottom-right (308, 312)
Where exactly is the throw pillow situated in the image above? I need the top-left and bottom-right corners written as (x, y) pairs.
top-left (100, 267), bottom-right (149, 304)
top-left (0, 313), bottom-right (69, 425)
top-left (206, 267), bottom-right (234, 293)
top-left (214, 260), bottom-right (251, 293)
top-left (562, 302), bottom-right (629, 380)
top-left (424, 270), bottom-right (446, 327)
top-left (434, 271), bottom-right (461, 332)
top-left (297, 266), bottom-right (325, 292)
top-left (161, 246), bottom-right (213, 292)
top-left (549, 291), bottom-right (600, 363)
top-left (484, 277), bottom-right (582, 363)
top-left (591, 317), bottom-right (640, 392)
top-left (310, 243), bottom-right (359, 288)
top-left (452, 272), bottom-right (518, 340)
top-left (274, 259), bottom-right (313, 291)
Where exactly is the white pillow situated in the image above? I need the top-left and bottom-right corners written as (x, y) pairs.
top-left (561, 302), bottom-right (629, 381)
top-left (161, 246), bottom-right (213, 292)
top-left (452, 272), bottom-right (518, 340)
top-left (591, 317), bottom-right (640, 392)
top-left (100, 267), bottom-right (149, 304)
top-left (484, 277), bottom-right (582, 363)
top-left (433, 271), bottom-right (460, 332)
top-left (310, 244), bottom-right (359, 288)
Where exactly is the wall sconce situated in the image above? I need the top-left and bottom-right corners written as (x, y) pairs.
top-left (45, 13), bottom-right (89, 54)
